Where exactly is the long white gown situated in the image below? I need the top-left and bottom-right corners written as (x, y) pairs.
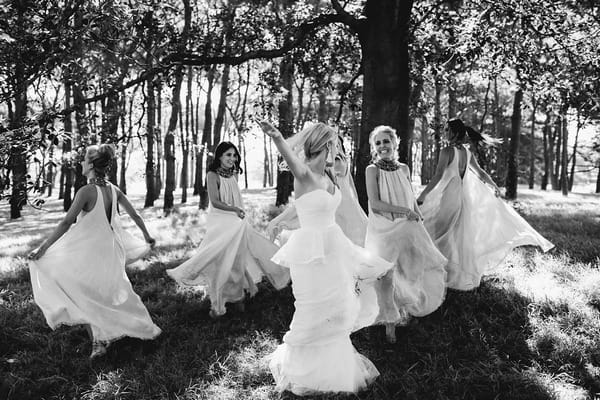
top-left (166, 174), bottom-right (290, 316)
top-left (29, 184), bottom-right (161, 343)
top-left (420, 146), bottom-right (554, 290)
top-left (268, 188), bottom-right (406, 396)
top-left (366, 164), bottom-right (448, 324)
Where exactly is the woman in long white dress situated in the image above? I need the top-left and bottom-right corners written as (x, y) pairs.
top-left (29, 144), bottom-right (161, 359)
top-left (267, 135), bottom-right (367, 246)
top-left (260, 121), bottom-right (408, 396)
top-left (365, 126), bottom-right (448, 343)
top-left (416, 118), bottom-right (554, 291)
top-left (166, 142), bottom-right (290, 318)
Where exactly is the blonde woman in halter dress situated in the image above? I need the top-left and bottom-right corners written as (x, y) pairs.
top-left (417, 118), bottom-right (553, 291)
top-left (28, 144), bottom-right (161, 359)
top-left (365, 126), bottom-right (448, 344)
top-left (166, 142), bottom-right (290, 318)
top-left (260, 121), bottom-right (403, 396)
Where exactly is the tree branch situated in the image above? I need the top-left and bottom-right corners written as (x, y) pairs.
top-left (335, 63), bottom-right (363, 124)
top-left (331, 0), bottom-right (361, 32)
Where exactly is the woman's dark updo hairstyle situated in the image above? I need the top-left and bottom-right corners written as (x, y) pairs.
top-left (207, 141), bottom-right (243, 173)
top-left (87, 144), bottom-right (116, 178)
top-left (447, 118), bottom-right (500, 146)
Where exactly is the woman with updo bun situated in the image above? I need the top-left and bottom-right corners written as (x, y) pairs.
top-left (29, 144), bottom-right (161, 359)
top-left (417, 118), bottom-right (553, 291)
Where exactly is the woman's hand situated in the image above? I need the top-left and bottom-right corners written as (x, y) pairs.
top-left (406, 210), bottom-right (422, 222)
top-left (28, 246), bottom-right (47, 261)
top-left (235, 207), bottom-right (246, 219)
top-left (259, 121), bottom-right (283, 140)
top-left (416, 195), bottom-right (425, 206)
top-left (145, 237), bottom-right (156, 248)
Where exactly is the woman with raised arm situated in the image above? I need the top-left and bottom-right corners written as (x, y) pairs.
top-left (29, 144), bottom-right (161, 359)
top-left (365, 126), bottom-right (448, 344)
top-left (267, 135), bottom-right (367, 246)
top-left (260, 121), bottom-right (403, 396)
top-left (417, 118), bottom-right (553, 291)
top-left (166, 141), bottom-right (290, 317)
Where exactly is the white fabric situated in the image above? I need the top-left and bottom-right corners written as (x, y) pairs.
top-left (269, 188), bottom-right (398, 396)
top-left (366, 166), bottom-right (448, 324)
top-left (29, 185), bottom-right (161, 342)
top-left (420, 146), bottom-right (554, 290)
top-left (167, 175), bottom-right (290, 316)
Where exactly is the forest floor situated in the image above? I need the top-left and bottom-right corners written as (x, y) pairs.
top-left (1, 186), bottom-right (600, 400)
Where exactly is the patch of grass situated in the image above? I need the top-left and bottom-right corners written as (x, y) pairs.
top-left (0, 187), bottom-right (599, 399)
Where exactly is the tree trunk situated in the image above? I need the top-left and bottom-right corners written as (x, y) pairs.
top-left (318, 88), bottom-right (328, 122)
top-left (528, 99), bottom-right (537, 189)
top-left (596, 161), bottom-right (600, 193)
top-left (100, 90), bottom-right (120, 184)
top-left (72, 84), bottom-right (88, 193)
top-left (154, 83), bottom-right (163, 200)
top-left (354, 1), bottom-right (414, 209)
top-left (163, 63), bottom-right (184, 213)
top-left (541, 111), bottom-right (550, 190)
top-left (420, 116), bottom-right (430, 185)
top-left (62, 81), bottom-right (74, 210)
top-left (275, 55), bottom-right (295, 206)
top-left (560, 112), bottom-right (569, 196)
top-left (144, 77), bottom-right (156, 207)
top-left (505, 87), bottom-right (523, 200)
top-left (552, 117), bottom-right (561, 190)
top-left (433, 78), bottom-right (443, 170)
top-left (213, 64), bottom-right (230, 145)
top-left (181, 66), bottom-right (194, 204)
top-left (199, 66), bottom-right (216, 209)
top-left (568, 109), bottom-right (580, 191)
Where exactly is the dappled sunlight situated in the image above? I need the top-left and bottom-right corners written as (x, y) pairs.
top-left (527, 370), bottom-right (589, 400)
top-left (82, 369), bottom-right (141, 400)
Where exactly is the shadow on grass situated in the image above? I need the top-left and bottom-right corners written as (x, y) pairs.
top-left (1, 259), bottom-right (563, 400)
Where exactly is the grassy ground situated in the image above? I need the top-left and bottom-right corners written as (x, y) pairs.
top-left (1, 187), bottom-right (599, 400)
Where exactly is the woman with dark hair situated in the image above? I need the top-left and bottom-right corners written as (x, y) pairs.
top-left (29, 144), bottom-right (161, 359)
top-left (417, 118), bottom-right (553, 291)
top-left (167, 141), bottom-right (289, 317)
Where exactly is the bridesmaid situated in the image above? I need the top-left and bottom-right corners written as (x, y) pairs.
top-left (417, 118), bottom-right (553, 291)
top-left (29, 144), bottom-right (161, 359)
top-left (166, 141), bottom-right (290, 317)
top-left (365, 125), bottom-right (448, 343)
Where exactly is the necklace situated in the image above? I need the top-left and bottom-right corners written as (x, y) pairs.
top-left (375, 158), bottom-right (400, 171)
top-left (216, 166), bottom-right (236, 178)
top-left (90, 177), bottom-right (108, 186)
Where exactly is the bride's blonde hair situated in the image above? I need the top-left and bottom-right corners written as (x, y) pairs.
top-left (287, 122), bottom-right (337, 161)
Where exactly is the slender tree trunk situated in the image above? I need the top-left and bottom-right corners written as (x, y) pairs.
top-left (505, 87), bottom-right (523, 200)
top-left (199, 66), bottom-right (215, 209)
top-left (433, 78), bottom-right (443, 168)
top-left (181, 66), bottom-right (194, 204)
top-left (62, 82), bottom-right (74, 210)
top-left (552, 117), bottom-right (561, 190)
top-left (596, 162), bottom-right (600, 193)
top-left (72, 84), bottom-right (88, 193)
top-left (528, 99), bottom-right (537, 189)
top-left (560, 111), bottom-right (569, 196)
top-left (541, 111), bottom-right (550, 190)
top-left (162, 63), bottom-right (184, 213)
top-left (568, 109), bottom-right (580, 191)
top-left (275, 55), bottom-right (295, 206)
top-left (144, 78), bottom-right (156, 207)
top-left (154, 83), bottom-right (162, 200)
top-left (318, 88), bottom-right (328, 122)
top-left (213, 64), bottom-right (230, 145)
top-left (420, 116), bottom-right (430, 185)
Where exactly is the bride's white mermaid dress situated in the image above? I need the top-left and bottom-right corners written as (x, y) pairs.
top-left (420, 146), bottom-right (554, 290)
top-left (29, 185), bottom-right (161, 343)
top-left (269, 188), bottom-right (404, 395)
top-left (167, 174), bottom-right (290, 315)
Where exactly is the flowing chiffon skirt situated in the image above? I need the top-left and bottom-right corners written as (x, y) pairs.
top-left (420, 150), bottom-right (554, 290)
top-left (29, 185), bottom-right (161, 342)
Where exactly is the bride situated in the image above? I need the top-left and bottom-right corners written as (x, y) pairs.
top-left (260, 121), bottom-right (412, 395)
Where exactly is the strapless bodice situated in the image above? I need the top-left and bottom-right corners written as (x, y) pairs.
top-left (295, 188), bottom-right (341, 229)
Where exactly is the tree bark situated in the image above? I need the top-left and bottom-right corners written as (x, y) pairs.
top-left (528, 99), bottom-right (537, 189)
top-left (552, 117), bottom-right (561, 190)
top-left (560, 111), bottom-right (569, 196)
top-left (568, 109), bottom-right (580, 191)
top-left (213, 64), bottom-right (230, 145)
top-left (275, 55), bottom-right (295, 206)
top-left (355, 0), bottom-right (414, 209)
top-left (505, 87), bottom-right (523, 200)
top-left (163, 63), bottom-right (184, 213)
top-left (62, 82), bottom-right (74, 210)
top-left (144, 77), bottom-right (156, 207)
top-left (420, 116), bottom-right (430, 185)
top-left (541, 111), bottom-right (550, 191)
top-left (199, 66), bottom-right (216, 209)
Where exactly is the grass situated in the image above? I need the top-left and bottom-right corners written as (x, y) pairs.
top-left (0, 186), bottom-right (599, 400)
